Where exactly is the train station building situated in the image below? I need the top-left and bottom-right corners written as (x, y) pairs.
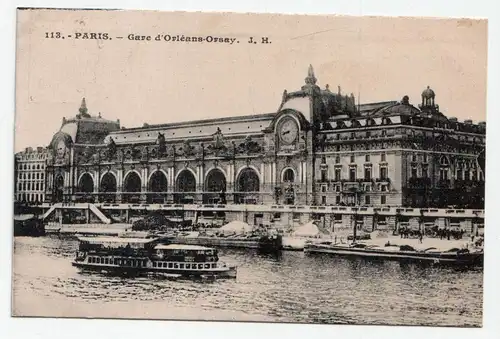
top-left (31, 66), bottom-right (486, 231)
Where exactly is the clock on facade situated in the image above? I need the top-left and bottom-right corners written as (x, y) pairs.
top-left (278, 117), bottom-right (299, 145)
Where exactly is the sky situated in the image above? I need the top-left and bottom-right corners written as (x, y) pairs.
top-left (14, 9), bottom-right (488, 152)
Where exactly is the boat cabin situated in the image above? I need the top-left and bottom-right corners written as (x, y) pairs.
top-left (154, 244), bottom-right (219, 262)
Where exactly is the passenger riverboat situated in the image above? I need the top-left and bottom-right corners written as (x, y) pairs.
top-left (304, 242), bottom-right (484, 267)
top-left (72, 236), bottom-right (237, 278)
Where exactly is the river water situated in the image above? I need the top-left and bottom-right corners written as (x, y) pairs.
top-left (12, 236), bottom-right (483, 327)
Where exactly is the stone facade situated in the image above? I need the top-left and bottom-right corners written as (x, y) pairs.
top-left (42, 66), bottom-right (485, 211)
top-left (14, 146), bottom-right (49, 203)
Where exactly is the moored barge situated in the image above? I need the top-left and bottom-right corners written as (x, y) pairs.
top-left (72, 236), bottom-right (237, 278)
top-left (304, 242), bottom-right (483, 267)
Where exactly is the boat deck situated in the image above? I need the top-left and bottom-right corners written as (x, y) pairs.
top-left (354, 235), bottom-right (475, 252)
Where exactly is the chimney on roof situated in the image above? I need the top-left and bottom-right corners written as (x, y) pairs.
top-left (478, 121), bottom-right (486, 127)
top-left (37, 147), bottom-right (43, 152)
top-left (464, 119), bottom-right (473, 125)
top-left (448, 117), bottom-right (458, 123)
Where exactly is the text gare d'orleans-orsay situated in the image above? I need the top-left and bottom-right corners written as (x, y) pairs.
top-left (44, 32), bottom-right (272, 45)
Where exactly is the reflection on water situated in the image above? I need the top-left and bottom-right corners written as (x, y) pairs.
top-left (12, 236), bottom-right (483, 326)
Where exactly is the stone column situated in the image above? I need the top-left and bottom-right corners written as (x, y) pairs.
top-left (116, 168), bottom-right (123, 203)
top-left (169, 167), bottom-right (175, 190)
top-left (272, 163), bottom-right (276, 185)
top-left (299, 163), bottom-right (303, 184)
top-left (260, 163), bottom-right (265, 191)
top-left (69, 148), bottom-right (74, 200)
top-left (194, 165), bottom-right (205, 203)
top-left (93, 170), bottom-right (99, 192)
top-left (267, 163), bottom-right (272, 186)
top-left (198, 165), bottom-right (204, 190)
top-left (140, 167), bottom-right (148, 203)
top-left (168, 167), bottom-right (175, 203)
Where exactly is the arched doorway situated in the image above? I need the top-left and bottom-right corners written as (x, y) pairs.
top-left (100, 172), bottom-right (117, 203)
top-left (53, 174), bottom-right (64, 203)
top-left (123, 171), bottom-right (142, 203)
top-left (78, 173), bottom-right (94, 202)
top-left (282, 168), bottom-right (295, 205)
top-left (235, 168), bottom-right (260, 204)
top-left (148, 170), bottom-right (168, 203)
top-left (175, 170), bottom-right (196, 204)
top-left (204, 169), bottom-right (227, 204)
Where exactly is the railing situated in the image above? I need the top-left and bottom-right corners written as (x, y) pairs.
top-left (56, 202), bottom-right (484, 220)
top-left (233, 192), bottom-right (263, 205)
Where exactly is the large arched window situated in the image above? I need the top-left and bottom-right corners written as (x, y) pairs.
top-left (100, 172), bottom-right (117, 203)
top-left (282, 168), bottom-right (295, 183)
top-left (100, 173), bottom-right (117, 192)
top-left (149, 171), bottom-right (168, 192)
top-left (175, 170), bottom-right (197, 204)
top-left (123, 172), bottom-right (142, 203)
top-left (176, 170), bottom-right (196, 192)
top-left (54, 174), bottom-right (64, 203)
top-left (79, 173), bottom-right (94, 193)
top-left (235, 168), bottom-right (260, 204)
top-left (148, 171), bottom-right (168, 203)
top-left (204, 169), bottom-right (227, 204)
top-left (282, 168), bottom-right (296, 205)
top-left (205, 169), bottom-right (226, 192)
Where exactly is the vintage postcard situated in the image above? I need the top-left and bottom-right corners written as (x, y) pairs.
top-left (13, 8), bottom-right (486, 327)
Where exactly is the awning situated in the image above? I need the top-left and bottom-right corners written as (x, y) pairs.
top-left (77, 236), bottom-right (157, 248)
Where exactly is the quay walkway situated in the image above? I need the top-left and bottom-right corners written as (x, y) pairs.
top-left (39, 202), bottom-right (485, 219)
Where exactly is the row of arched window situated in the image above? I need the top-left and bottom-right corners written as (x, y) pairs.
top-left (18, 172), bottom-right (44, 180)
top-left (18, 182), bottom-right (44, 191)
top-left (74, 168), bottom-right (263, 194)
top-left (410, 166), bottom-right (482, 181)
top-left (16, 193), bottom-right (43, 202)
top-left (17, 163), bottom-right (44, 171)
top-left (335, 117), bottom-right (393, 129)
top-left (72, 167), bottom-right (299, 195)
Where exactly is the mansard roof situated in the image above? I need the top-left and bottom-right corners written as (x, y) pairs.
top-left (49, 98), bottom-right (120, 147)
top-left (367, 98), bottom-right (448, 122)
top-left (107, 112), bottom-right (276, 145)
